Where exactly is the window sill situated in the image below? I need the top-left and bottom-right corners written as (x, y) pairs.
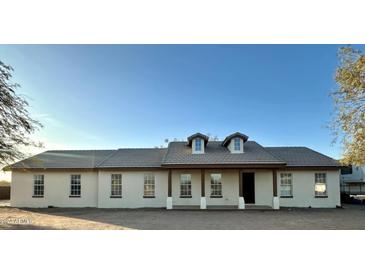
top-left (69, 195), bottom-right (81, 198)
top-left (180, 196), bottom-right (192, 198)
top-left (280, 196), bottom-right (293, 198)
top-left (32, 195), bottom-right (44, 198)
top-left (210, 195), bottom-right (223, 198)
top-left (110, 196), bottom-right (122, 198)
top-left (143, 196), bottom-right (155, 198)
top-left (315, 196), bottom-right (328, 198)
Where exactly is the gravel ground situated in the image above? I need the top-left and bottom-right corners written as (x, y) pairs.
top-left (0, 204), bottom-right (365, 230)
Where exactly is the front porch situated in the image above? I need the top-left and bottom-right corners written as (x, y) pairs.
top-left (166, 168), bottom-right (280, 210)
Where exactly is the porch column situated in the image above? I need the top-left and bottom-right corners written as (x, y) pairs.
top-left (272, 169), bottom-right (280, 210)
top-left (166, 169), bottom-right (173, 209)
top-left (238, 169), bottom-right (245, 209)
top-left (200, 169), bottom-right (207, 209)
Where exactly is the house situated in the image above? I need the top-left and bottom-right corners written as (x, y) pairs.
top-left (7, 132), bottom-right (341, 209)
top-left (340, 165), bottom-right (365, 196)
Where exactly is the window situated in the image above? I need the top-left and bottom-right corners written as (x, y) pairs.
top-left (195, 138), bottom-right (202, 152)
top-left (234, 138), bottom-right (241, 151)
top-left (341, 165), bottom-right (352, 175)
top-left (70, 174), bottom-right (81, 197)
top-left (111, 174), bottom-right (122, 197)
top-left (33, 175), bottom-right (44, 197)
top-left (315, 173), bottom-right (327, 197)
top-left (210, 173), bottom-right (222, 197)
top-left (144, 174), bottom-right (155, 197)
top-left (180, 174), bottom-right (192, 197)
top-left (280, 173), bottom-right (293, 197)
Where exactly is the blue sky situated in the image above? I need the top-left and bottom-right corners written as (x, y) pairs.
top-left (2, 44), bottom-right (364, 161)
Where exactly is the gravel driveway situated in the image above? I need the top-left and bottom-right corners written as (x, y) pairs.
top-left (0, 205), bottom-right (364, 230)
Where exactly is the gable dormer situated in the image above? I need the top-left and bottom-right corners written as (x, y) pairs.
top-left (187, 133), bottom-right (209, 154)
top-left (222, 132), bottom-right (249, 153)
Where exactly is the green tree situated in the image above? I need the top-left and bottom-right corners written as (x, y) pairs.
top-left (332, 46), bottom-right (365, 165)
top-left (0, 61), bottom-right (42, 166)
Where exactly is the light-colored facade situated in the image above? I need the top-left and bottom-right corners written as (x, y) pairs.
top-left (11, 169), bottom-right (340, 209)
top-left (9, 132), bottom-right (341, 209)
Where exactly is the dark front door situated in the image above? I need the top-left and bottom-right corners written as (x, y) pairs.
top-left (242, 172), bottom-right (255, 204)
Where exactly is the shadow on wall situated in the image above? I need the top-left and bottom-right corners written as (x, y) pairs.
top-left (0, 186), bottom-right (10, 200)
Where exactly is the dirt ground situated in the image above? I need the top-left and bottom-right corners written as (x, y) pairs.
top-left (0, 203), bottom-right (365, 230)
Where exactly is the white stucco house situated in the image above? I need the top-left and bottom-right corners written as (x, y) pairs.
top-left (7, 132), bottom-right (341, 209)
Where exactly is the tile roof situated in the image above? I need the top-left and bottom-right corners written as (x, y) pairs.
top-left (97, 148), bottom-right (167, 168)
top-left (264, 147), bottom-right (340, 167)
top-left (8, 142), bottom-right (340, 169)
top-left (10, 150), bottom-right (115, 169)
top-left (162, 141), bottom-right (286, 166)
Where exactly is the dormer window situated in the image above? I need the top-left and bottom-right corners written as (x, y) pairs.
top-left (234, 138), bottom-right (241, 151)
top-left (222, 132), bottom-right (249, 154)
top-left (195, 138), bottom-right (202, 152)
top-left (187, 133), bottom-right (209, 154)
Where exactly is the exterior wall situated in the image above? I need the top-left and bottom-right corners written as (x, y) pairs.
top-left (97, 170), bottom-right (167, 208)
top-left (205, 169), bottom-right (239, 206)
top-left (172, 169), bottom-right (201, 206)
top-left (253, 170), bottom-right (273, 206)
top-left (278, 170), bottom-right (341, 208)
top-left (10, 168), bottom-right (341, 208)
top-left (11, 170), bottom-right (98, 208)
top-left (171, 169), bottom-right (273, 207)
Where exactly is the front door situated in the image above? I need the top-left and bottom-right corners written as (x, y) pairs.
top-left (242, 172), bottom-right (255, 204)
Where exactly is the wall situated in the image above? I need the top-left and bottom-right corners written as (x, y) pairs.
top-left (11, 168), bottom-right (341, 208)
top-left (171, 169), bottom-right (273, 207)
top-left (278, 170), bottom-right (341, 208)
top-left (11, 170), bottom-right (98, 208)
top-left (97, 170), bottom-right (167, 208)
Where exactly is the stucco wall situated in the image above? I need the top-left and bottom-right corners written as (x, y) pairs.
top-left (97, 170), bottom-right (167, 208)
top-left (11, 171), bottom-right (98, 208)
top-left (10, 168), bottom-right (341, 208)
top-left (278, 170), bottom-right (340, 208)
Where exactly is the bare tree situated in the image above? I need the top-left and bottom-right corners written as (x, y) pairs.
top-left (0, 61), bottom-right (42, 166)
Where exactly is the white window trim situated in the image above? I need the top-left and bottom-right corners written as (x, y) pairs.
top-left (111, 174), bottom-right (122, 198)
top-left (70, 174), bottom-right (81, 197)
top-left (33, 174), bottom-right (44, 197)
top-left (144, 173), bottom-right (155, 198)
top-left (210, 173), bottom-right (222, 198)
top-left (280, 173), bottom-right (293, 198)
top-left (315, 173), bottom-right (328, 197)
top-left (234, 138), bottom-right (241, 151)
top-left (180, 174), bottom-right (192, 197)
top-left (195, 138), bottom-right (202, 152)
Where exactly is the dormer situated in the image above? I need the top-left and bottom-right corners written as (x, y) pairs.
top-left (222, 132), bottom-right (249, 153)
top-left (187, 133), bottom-right (209, 154)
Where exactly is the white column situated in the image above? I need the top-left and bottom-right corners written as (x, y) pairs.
top-left (272, 196), bottom-right (279, 210)
top-left (238, 197), bottom-right (245, 209)
top-left (200, 197), bottom-right (207, 209)
top-left (166, 197), bottom-right (172, 210)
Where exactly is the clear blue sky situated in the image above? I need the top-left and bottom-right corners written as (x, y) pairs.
top-left (2, 44), bottom-right (364, 159)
